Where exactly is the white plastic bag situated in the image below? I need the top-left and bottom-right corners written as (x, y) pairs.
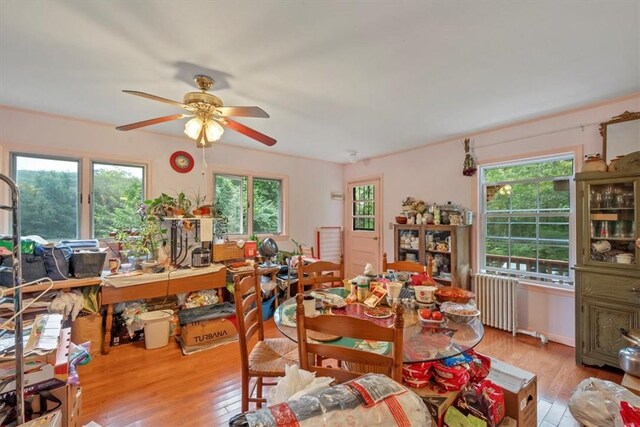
top-left (569, 377), bottom-right (640, 427)
top-left (267, 365), bottom-right (334, 406)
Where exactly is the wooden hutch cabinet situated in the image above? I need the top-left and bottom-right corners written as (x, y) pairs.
top-left (393, 224), bottom-right (470, 288)
top-left (575, 170), bottom-right (640, 367)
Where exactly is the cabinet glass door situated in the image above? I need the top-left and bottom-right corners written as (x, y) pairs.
top-left (425, 228), bottom-right (452, 281)
top-left (588, 180), bottom-right (637, 267)
top-left (397, 228), bottom-right (420, 262)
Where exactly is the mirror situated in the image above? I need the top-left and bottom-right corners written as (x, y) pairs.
top-left (600, 111), bottom-right (640, 162)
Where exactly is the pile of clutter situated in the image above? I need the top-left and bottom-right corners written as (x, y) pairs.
top-left (402, 350), bottom-right (507, 426)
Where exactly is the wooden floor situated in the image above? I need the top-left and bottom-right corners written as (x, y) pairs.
top-left (79, 322), bottom-right (622, 427)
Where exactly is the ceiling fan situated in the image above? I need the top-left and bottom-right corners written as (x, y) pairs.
top-left (116, 75), bottom-right (276, 147)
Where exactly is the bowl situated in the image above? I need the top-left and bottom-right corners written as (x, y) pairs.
top-left (620, 347), bottom-right (640, 376)
top-left (443, 310), bottom-right (480, 324)
top-left (395, 216), bottom-right (408, 224)
top-left (441, 302), bottom-right (480, 324)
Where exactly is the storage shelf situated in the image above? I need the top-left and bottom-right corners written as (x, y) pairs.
top-left (590, 237), bottom-right (636, 241)
top-left (1, 277), bottom-right (102, 296)
top-left (426, 250), bottom-right (451, 254)
top-left (399, 247), bottom-right (419, 252)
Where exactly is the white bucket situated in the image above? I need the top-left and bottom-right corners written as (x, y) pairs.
top-left (138, 309), bottom-right (173, 349)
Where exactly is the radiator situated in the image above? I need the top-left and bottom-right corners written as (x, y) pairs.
top-left (474, 273), bottom-right (519, 336)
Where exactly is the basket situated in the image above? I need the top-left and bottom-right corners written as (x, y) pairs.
top-left (70, 251), bottom-right (107, 278)
top-left (212, 242), bottom-right (245, 262)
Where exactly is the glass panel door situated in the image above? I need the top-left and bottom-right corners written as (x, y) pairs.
top-left (588, 180), bottom-right (636, 266)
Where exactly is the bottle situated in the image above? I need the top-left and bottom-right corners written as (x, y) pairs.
top-left (433, 203), bottom-right (440, 225)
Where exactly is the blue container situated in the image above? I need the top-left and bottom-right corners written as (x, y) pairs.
top-left (262, 295), bottom-right (276, 320)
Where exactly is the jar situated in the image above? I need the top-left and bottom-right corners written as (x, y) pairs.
top-left (608, 155), bottom-right (625, 172)
top-left (582, 154), bottom-right (607, 172)
top-left (357, 283), bottom-right (369, 302)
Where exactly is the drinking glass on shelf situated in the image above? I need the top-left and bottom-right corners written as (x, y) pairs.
top-left (614, 221), bottom-right (625, 238)
top-left (602, 186), bottom-right (614, 208)
top-left (600, 221), bottom-right (609, 238)
top-left (591, 192), bottom-right (602, 208)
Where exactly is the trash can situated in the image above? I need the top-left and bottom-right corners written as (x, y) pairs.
top-left (138, 309), bottom-right (173, 349)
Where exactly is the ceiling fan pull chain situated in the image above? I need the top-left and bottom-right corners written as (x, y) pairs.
top-left (201, 145), bottom-right (208, 176)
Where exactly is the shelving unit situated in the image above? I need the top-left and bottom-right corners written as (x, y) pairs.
top-left (575, 169), bottom-right (640, 367)
top-left (394, 224), bottom-right (471, 287)
top-left (0, 173), bottom-right (25, 424)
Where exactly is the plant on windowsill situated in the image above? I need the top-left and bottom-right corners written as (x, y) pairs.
top-left (211, 199), bottom-right (228, 243)
top-left (114, 203), bottom-right (168, 268)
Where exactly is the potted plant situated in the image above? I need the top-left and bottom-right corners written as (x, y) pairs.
top-left (191, 191), bottom-right (208, 217)
top-left (145, 193), bottom-right (177, 219)
top-left (114, 203), bottom-right (168, 269)
top-left (173, 192), bottom-right (192, 218)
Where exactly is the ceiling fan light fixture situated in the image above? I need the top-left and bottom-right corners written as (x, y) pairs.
top-left (184, 117), bottom-right (203, 140)
top-left (204, 119), bottom-right (224, 142)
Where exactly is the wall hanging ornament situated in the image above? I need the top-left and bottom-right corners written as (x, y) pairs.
top-left (462, 138), bottom-right (477, 176)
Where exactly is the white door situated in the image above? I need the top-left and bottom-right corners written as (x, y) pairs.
top-left (345, 178), bottom-right (382, 278)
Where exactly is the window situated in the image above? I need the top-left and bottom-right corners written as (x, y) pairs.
top-left (91, 162), bottom-right (145, 238)
top-left (11, 153), bottom-right (146, 241)
top-left (214, 172), bottom-right (284, 236)
top-left (479, 155), bottom-right (574, 285)
top-left (352, 184), bottom-right (375, 231)
top-left (13, 154), bottom-right (80, 240)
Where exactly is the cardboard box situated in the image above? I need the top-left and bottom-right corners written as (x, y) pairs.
top-left (110, 313), bottom-right (144, 347)
top-left (180, 317), bottom-right (238, 347)
top-left (409, 385), bottom-right (460, 427)
top-left (622, 373), bottom-right (640, 396)
top-left (31, 384), bottom-right (82, 427)
top-left (487, 358), bottom-right (537, 427)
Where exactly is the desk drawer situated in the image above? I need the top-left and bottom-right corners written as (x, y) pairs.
top-left (102, 280), bottom-right (169, 304)
top-left (167, 270), bottom-right (226, 294)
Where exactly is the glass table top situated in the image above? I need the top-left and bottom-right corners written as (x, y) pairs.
top-left (274, 288), bottom-right (484, 363)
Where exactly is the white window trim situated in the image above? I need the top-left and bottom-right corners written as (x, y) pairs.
top-left (211, 167), bottom-right (289, 241)
top-left (478, 153), bottom-right (576, 289)
top-left (9, 150), bottom-right (148, 240)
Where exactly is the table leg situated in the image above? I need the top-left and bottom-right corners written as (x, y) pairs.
top-left (217, 287), bottom-right (224, 302)
top-left (102, 304), bottom-right (113, 355)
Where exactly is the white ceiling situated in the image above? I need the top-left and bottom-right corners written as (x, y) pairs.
top-left (1, 1), bottom-right (639, 163)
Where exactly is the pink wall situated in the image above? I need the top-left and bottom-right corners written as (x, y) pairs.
top-left (0, 107), bottom-right (345, 252)
top-left (344, 94), bottom-right (640, 346)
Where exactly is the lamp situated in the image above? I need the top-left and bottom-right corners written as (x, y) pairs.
top-left (184, 117), bottom-right (224, 144)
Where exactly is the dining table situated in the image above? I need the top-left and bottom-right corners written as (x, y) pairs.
top-left (274, 287), bottom-right (484, 363)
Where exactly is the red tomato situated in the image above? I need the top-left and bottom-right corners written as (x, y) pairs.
top-left (419, 309), bottom-right (432, 319)
top-left (432, 311), bottom-right (444, 321)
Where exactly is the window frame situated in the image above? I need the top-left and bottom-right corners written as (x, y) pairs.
top-left (212, 168), bottom-right (288, 240)
top-left (478, 153), bottom-right (576, 288)
top-left (10, 151), bottom-right (148, 241)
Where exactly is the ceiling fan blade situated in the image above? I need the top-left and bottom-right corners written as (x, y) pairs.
top-left (221, 118), bottom-right (277, 146)
top-left (116, 114), bottom-right (189, 131)
top-left (122, 90), bottom-right (189, 109)
top-left (215, 106), bottom-right (270, 118)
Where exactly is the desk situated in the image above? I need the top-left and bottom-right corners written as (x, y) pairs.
top-left (274, 288), bottom-right (484, 363)
top-left (101, 265), bottom-right (226, 354)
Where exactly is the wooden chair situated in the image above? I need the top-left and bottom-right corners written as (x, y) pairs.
top-left (233, 265), bottom-right (298, 412)
top-left (382, 252), bottom-right (425, 274)
top-left (295, 293), bottom-right (404, 384)
top-left (297, 255), bottom-right (344, 294)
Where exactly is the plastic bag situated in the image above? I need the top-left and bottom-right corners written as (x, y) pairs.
top-left (569, 377), bottom-right (640, 427)
top-left (232, 374), bottom-right (433, 427)
top-left (267, 365), bottom-right (334, 407)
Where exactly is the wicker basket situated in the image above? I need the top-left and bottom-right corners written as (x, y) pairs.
top-left (213, 241), bottom-right (245, 262)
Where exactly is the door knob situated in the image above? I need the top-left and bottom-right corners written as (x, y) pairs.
top-left (373, 237), bottom-right (378, 240)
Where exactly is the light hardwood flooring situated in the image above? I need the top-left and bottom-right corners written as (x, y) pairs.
top-left (79, 322), bottom-right (622, 426)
